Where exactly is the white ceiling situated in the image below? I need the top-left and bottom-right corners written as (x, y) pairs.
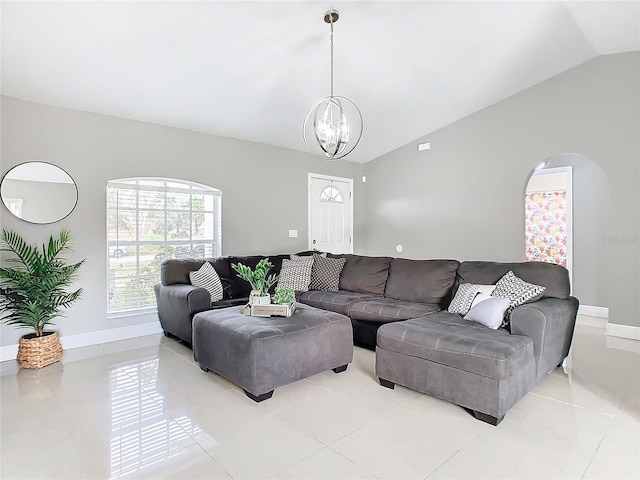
top-left (2, 1), bottom-right (639, 163)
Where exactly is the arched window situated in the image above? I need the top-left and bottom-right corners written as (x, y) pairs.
top-left (319, 185), bottom-right (344, 203)
top-left (107, 178), bottom-right (221, 316)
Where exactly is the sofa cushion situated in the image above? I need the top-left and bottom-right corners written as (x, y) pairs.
top-left (209, 256), bottom-right (232, 280)
top-left (161, 258), bottom-right (205, 285)
top-left (456, 261), bottom-right (569, 299)
top-left (384, 259), bottom-right (459, 305)
top-left (227, 254), bottom-right (290, 298)
top-left (339, 255), bottom-right (393, 295)
top-left (376, 311), bottom-right (534, 380)
top-left (298, 290), bottom-right (376, 316)
top-left (350, 298), bottom-right (440, 323)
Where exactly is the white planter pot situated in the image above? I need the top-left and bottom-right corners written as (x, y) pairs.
top-left (249, 291), bottom-right (271, 306)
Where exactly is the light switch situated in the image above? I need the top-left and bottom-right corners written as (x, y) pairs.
top-left (288, 230), bottom-right (298, 238)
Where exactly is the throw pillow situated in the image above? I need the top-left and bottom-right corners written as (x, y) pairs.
top-left (309, 254), bottom-right (346, 291)
top-left (291, 252), bottom-right (326, 261)
top-left (189, 262), bottom-right (224, 303)
top-left (448, 283), bottom-right (497, 315)
top-left (491, 271), bottom-right (546, 325)
top-left (464, 297), bottom-right (511, 329)
top-left (469, 292), bottom-right (492, 310)
top-left (276, 257), bottom-right (314, 292)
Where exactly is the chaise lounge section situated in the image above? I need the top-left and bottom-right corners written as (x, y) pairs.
top-left (375, 261), bottom-right (578, 425)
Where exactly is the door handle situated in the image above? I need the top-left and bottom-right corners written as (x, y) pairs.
top-left (312, 239), bottom-right (316, 244)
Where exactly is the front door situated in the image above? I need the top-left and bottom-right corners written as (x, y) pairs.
top-left (308, 174), bottom-right (353, 254)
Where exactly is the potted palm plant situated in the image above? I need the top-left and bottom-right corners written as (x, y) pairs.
top-left (0, 230), bottom-right (84, 368)
top-left (231, 258), bottom-right (279, 305)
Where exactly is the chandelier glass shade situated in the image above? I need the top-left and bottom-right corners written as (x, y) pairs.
top-left (303, 10), bottom-right (363, 160)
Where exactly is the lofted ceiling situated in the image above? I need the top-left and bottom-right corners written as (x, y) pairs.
top-left (2, 1), bottom-right (639, 163)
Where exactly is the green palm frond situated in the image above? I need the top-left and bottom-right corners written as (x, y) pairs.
top-left (0, 230), bottom-right (84, 336)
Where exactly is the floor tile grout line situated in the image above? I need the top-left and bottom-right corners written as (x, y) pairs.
top-left (579, 435), bottom-right (605, 479)
top-left (423, 430), bottom-right (483, 480)
top-left (194, 438), bottom-right (235, 480)
top-left (528, 391), bottom-right (619, 419)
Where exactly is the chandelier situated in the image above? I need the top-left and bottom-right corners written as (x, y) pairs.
top-left (303, 9), bottom-right (363, 160)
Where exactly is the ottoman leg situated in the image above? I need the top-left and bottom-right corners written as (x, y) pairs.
top-left (245, 390), bottom-right (274, 403)
top-left (199, 366), bottom-right (209, 372)
top-left (379, 378), bottom-right (395, 389)
top-left (332, 364), bottom-right (348, 373)
top-left (471, 410), bottom-right (504, 426)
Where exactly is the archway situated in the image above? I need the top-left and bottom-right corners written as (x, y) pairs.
top-left (524, 154), bottom-right (609, 313)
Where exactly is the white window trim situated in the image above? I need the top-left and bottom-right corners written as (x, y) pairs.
top-left (107, 177), bottom-right (222, 318)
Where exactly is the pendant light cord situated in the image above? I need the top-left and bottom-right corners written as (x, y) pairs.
top-left (330, 15), bottom-right (334, 98)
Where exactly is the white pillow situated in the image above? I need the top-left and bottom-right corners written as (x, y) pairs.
top-left (448, 283), bottom-right (497, 315)
top-left (470, 292), bottom-right (493, 310)
top-left (276, 257), bottom-right (314, 292)
top-left (464, 297), bottom-right (511, 329)
top-left (189, 262), bottom-right (224, 302)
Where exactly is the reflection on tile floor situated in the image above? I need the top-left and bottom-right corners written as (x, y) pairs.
top-left (1, 316), bottom-right (638, 479)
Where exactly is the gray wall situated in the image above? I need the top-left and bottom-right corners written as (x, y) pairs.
top-left (0, 96), bottom-right (365, 346)
top-left (363, 52), bottom-right (639, 327)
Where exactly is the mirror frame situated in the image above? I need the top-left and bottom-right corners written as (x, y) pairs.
top-left (1, 161), bottom-right (79, 225)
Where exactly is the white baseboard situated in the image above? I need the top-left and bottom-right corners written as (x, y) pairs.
top-left (578, 305), bottom-right (609, 318)
top-left (576, 305), bottom-right (639, 341)
top-left (0, 322), bottom-right (163, 363)
top-left (607, 323), bottom-right (640, 341)
top-left (576, 315), bottom-right (607, 327)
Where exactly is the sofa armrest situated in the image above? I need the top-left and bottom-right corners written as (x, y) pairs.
top-left (509, 296), bottom-right (579, 382)
top-left (154, 283), bottom-right (211, 344)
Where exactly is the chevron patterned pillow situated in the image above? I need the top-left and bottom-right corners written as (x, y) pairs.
top-left (189, 261), bottom-right (224, 302)
top-left (491, 271), bottom-right (545, 327)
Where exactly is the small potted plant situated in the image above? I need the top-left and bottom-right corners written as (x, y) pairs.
top-left (231, 258), bottom-right (279, 305)
top-left (0, 230), bottom-right (84, 369)
top-left (273, 287), bottom-right (295, 305)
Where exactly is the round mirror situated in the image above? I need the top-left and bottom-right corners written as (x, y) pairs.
top-left (1, 162), bottom-right (78, 224)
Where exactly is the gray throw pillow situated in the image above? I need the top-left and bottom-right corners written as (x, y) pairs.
top-left (309, 254), bottom-right (346, 291)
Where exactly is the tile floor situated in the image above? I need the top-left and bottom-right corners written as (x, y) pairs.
top-left (1, 316), bottom-right (638, 479)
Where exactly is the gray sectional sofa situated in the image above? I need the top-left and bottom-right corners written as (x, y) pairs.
top-left (154, 252), bottom-right (578, 424)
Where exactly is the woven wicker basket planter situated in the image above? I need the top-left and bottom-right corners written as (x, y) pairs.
top-left (17, 331), bottom-right (63, 369)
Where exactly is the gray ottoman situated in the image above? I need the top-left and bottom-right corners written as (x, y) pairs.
top-left (375, 312), bottom-right (536, 425)
top-left (192, 304), bottom-right (353, 402)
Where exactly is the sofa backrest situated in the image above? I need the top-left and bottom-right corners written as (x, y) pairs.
top-left (224, 254), bottom-right (290, 298)
top-left (160, 254), bottom-right (290, 298)
top-left (338, 254), bottom-right (393, 295)
top-left (161, 258), bottom-right (207, 286)
top-left (455, 261), bottom-right (571, 299)
top-left (384, 258), bottom-right (460, 305)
